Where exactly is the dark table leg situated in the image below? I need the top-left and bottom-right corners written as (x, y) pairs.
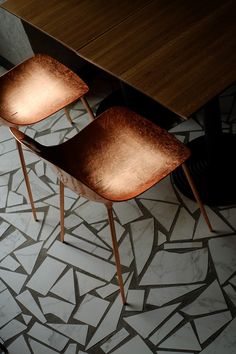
top-left (172, 97), bottom-right (236, 206)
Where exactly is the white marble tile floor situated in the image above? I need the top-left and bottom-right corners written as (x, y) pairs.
top-left (0, 70), bottom-right (236, 354)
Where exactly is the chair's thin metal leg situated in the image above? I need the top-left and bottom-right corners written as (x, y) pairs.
top-left (182, 163), bottom-right (213, 232)
top-left (80, 96), bottom-right (95, 121)
top-left (60, 180), bottom-right (65, 242)
top-left (106, 204), bottom-right (126, 304)
top-left (15, 140), bottom-right (37, 221)
top-left (64, 107), bottom-right (73, 125)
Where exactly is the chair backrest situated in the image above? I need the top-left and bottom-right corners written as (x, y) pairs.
top-left (10, 128), bottom-right (108, 203)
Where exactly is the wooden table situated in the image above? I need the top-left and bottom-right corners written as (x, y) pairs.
top-left (1, 0), bottom-right (236, 205)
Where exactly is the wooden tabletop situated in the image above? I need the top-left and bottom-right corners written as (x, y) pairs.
top-left (1, 0), bottom-right (236, 118)
top-left (1, 0), bottom-right (152, 50)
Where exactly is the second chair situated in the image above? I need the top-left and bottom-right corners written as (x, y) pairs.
top-left (0, 53), bottom-right (94, 220)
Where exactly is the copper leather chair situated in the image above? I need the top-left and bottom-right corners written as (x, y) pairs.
top-left (0, 54), bottom-right (94, 220)
top-left (10, 106), bottom-right (212, 304)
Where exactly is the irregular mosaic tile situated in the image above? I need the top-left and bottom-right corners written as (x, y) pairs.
top-left (193, 207), bottom-right (233, 239)
top-left (14, 241), bottom-right (43, 274)
top-left (140, 248), bottom-right (208, 285)
top-left (86, 273), bottom-right (133, 350)
top-left (0, 221), bottom-right (9, 237)
top-left (26, 256), bottom-right (67, 295)
top-left (181, 280), bottom-right (228, 315)
top-left (220, 207), bottom-right (236, 229)
top-left (35, 160), bottom-right (45, 177)
top-left (159, 322), bottom-right (201, 351)
top-left (0, 186), bottom-right (8, 208)
top-left (48, 323), bottom-right (88, 346)
top-left (27, 322), bottom-right (69, 351)
top-left (76, 271), bottom-right (105, 297)
top-left (5, 201), bottom-right (45, 213)
top-left (140, 199), bottom-right (179, 231)
top-left (29, 338), bottom-right (59, 354)
top-left (0, 150), bottom-right (37, 175)
top-left (169, 118), bottom-right (202, 132)
top-left (7, 190), bottom-right (24, 207)
top-left (44, 194), bottom-right (74, 211)
top-left (11, 168), bottom-right (24, 191)
top-left (64, 213), bottom-right (83, 229)
top-left (138, 176), bottom-right (179, 203)
top-left (189, 131), bottom-right (204, 140)
top-left (0, 174), bottom-right (10, 187)
top-left (223, 284), bottom-right (236, 306)
top-left (51, 268), bottom-right (76, 304)
top-left (96, 283), bottom-right (119, 299)
top-left (209, 235), bottom-right (236, 284)
top-left (39, 206), bottom-right (60, 241)
top-left (39, 296), bottom-right (75, 322)
top-left (111, 233), bottom-right (134, 267)
top-left (98, 220), bottom-right (125, 248)
top-left (111, 335), bottom-right (153, 354)
top-left (158, 231), bottom-right (167, 245)
top-left (72, 106), bottom-right (90, 119)
top-left (164, 242), bottom-right (203, 249)
top-left (200, 317), bottom-right (236, 354)
top-left (75, 200), bottom-right (108, 224)
top-left (149, 312), bottom-right (184, 345)
top-left (7, 335), bottom-right (31, 354)
top-left (46, 164), bottom-right (58, 183)
top-left (25, 127), bottom-right (36, 138)
top-left (17, 170), bottom-right (54, 201)
top-left (65, 187), bottom-right (79, 199)
top-left (229, 275), bottom-right (236, 287)
top-left (74, 293), bottom-right (110, 327)
top-left (65, 234), bottom-right (111, 259)
top-left (48, 240), bottom-right (116, 282)
top-left (100, 328), bottom-right (129, 353)
top-left (64, 343), bottom-right (77, 354)
top-left (0, 269), bottom-right (27, 294)
top-left (0, 126), bottom-right (12, 142)
top-left (0, 212), bottom-right (43, 241)
top-left (73, 223), bottom-right (110, 249)
top-left (125, 289), bottom-right (145, 312)
top-left (2, 140), bottom-right (14, 158)
top-left (0, 289), bottom-right (22, 328)
top-left (124, 303), bottom-right (179, 339)
top-left (43, 225), bottom-right (60, 249)
top-left (22, 314), bottom-right (32, 325)
top-left (36, 132), bottom-right (63, 146)
top-left (170, 207), bottom-right (195, 241)
top-left (176, 189), bottom-right (199, 214)
top-left (157, 351), bottom-right (193, 354)
top-left (130, 218), bottom-right (154, 276)
top-left (0, 254), bottom-right (20, 270)
top-left (16, 290), bottom-right (47, 323)
top-left (71, 196), bottom-right (87, 210)
top-left (0, 279), bottom-right (7, 292)
top-left (113, 200), bottom-right (143, 225)
top-left (147, 284), bottom-right (204, 307)
top-left (91, 221), bottom-right (107, 231)
top-left (52, 114), bottom-right (72, 131)
top-left (194, 311), bottom-right (232, 344)
top-left (0, 319), bottom-right (27, 341)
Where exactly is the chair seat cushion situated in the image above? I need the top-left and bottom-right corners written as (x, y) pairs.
top-left (0, 54), bottom-right (88, 126)
top-left (52, 107), bottom-right (190, 201)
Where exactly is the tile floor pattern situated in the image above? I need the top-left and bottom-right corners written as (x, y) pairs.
top-left (0, 67), bottom-right (236, 353)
